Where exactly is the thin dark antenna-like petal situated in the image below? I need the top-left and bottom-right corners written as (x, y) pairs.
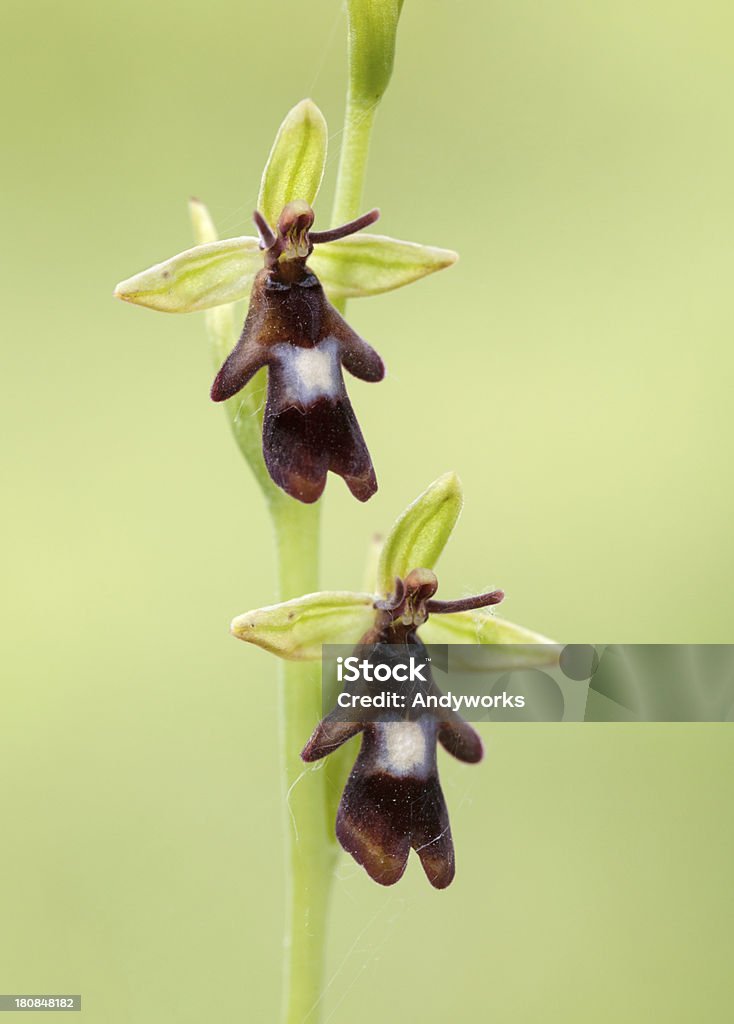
top-left (309, 208), bottom-right (380, 244)
top-left (253, 210), bottom-right (277, 249)
top-left (375, 577), bottom-right (406, 615)
top-left (426, 589), bottom-right (504, 614)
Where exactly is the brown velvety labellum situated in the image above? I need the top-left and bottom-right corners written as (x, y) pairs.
top-left (211, 204), bottom-right (384, 504)
top-left (301, 631), bottom-right (484, 889)
top-left (300, 576), bottom-right (505, 887)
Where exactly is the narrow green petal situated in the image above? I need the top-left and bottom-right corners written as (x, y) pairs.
top-left (231, 591), bottom-right (375, 661)
top-left (420, 611), bottom-right (561, 669)
top-left (114, 236), bottom-right (261, 313)
top-left (377, 473), bottom-right (463, 596)
top-left (258, 99), bottom-right (328, 228)
top-left (310, 233), bottom-right (458, 298)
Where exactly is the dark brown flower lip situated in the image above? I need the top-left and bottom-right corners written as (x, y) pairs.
top-left (210, 204), bottom-right (385, 503)
top-left (263, 390), bottom-right (377, 504)
top-left (337, 751), bottom-right (456, 889)
top-left (299, 570), bottom-right (504, 886)
top-left (303, 708), bottom-right (482, 889)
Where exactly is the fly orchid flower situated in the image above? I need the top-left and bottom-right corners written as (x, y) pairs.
top-left (230, 473), bottom-right (558, 887)
top-left (114, 99), bottom-right (458, 503)
top-left (302, 568), bottom-right (505, 888)
top-left (210, 201), bottom-right (385, 502)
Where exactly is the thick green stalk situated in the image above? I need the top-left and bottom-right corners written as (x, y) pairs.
top-left (273, 496), bottom-right (337, 1024)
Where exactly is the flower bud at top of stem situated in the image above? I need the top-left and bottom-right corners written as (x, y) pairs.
top-left (346, 0), bottom-right (405, 109)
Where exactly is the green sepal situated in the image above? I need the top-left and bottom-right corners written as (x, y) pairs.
top-left (311, 233), bottom-right (457, 298)
top-left (420, 611), bottom-right (560, 669)
top-left (114, 236), bottom-right (261, 313)
top-left (115, 228), bottom-right (458, 313)
top-left (376, 473), bottom-right (463, 596)
top-left (361, 532), bottom-right (384, 593)
top-left (230, 591), bottom-right (375, 661)
top-left (258, 99), bottom-right (328, 228)
top-left (188, 198), bottom-right (237, 364)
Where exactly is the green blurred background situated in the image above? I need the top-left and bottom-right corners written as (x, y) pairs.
top-left (2, 1), bottom-right (733, 1020)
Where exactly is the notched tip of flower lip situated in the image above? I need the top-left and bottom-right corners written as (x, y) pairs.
top-left (262, 389), bottom-right (378, 504)
top-left (336, 766), bottom-right (456, 889)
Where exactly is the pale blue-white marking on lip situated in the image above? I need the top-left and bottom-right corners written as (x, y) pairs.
top-left (375, 720), bottom-right (435, 778)
top-left (272, 337), bottom-right (342, 405)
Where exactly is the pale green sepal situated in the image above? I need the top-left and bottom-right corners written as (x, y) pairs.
top-left (362, 533), bottom-right (384, 593)
top-left (310, 233), bottom-right (458, 298)
top-left (189, 196), bottom-right (219, 245)
top-left (258, 99), bottom-right (328, 228)
top-left (346, 0), bottom-right (404, 108)
top-left (231, 591), bottom-right (375, 661)
top-left (376, 472), bottom-right (463, 596)
top-left (114, 236), bottom-right (261, 313)
top-left (188, 199), bottom-right (236, 364)
top-left (420, 612), bottom-right (561, 669)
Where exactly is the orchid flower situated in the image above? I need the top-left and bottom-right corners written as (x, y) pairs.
top-left (230, 473), bottom-right (557, 886)
top-left (114, 99), bottom-right (457, 503)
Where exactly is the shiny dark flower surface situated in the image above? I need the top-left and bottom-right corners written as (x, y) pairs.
top-left (211, 202), bottom-right (384, 503)
top-left (302, 569), bottom-right (504, 888)
top-left (232, 474), bottom-right (557, 884)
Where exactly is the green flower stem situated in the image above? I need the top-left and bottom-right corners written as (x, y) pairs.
top-left (330, 100), bottom-right (377, 310)
top-left (193, 201), bottom-right (336, 1021)
top-left (332, 101), bottom-right (376, 227)
top-left (272, 497), bottom-right (337, 1024)
top-left (273, 86), bottom-right (380, 1024)
top-left (194, 51), bottom-right (385, 1024)
top-left (195, 88), bottom-right (382, 1019)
